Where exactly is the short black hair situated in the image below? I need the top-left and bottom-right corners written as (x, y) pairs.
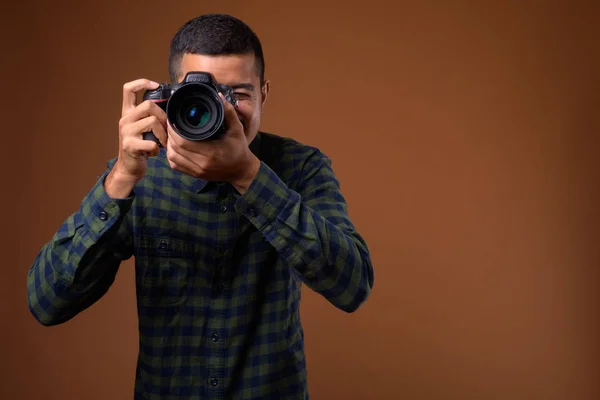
top-left (169, 14), bottom-right (265, 84)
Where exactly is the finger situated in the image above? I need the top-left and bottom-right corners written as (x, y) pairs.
top-left (167, 125), bottom-right (214, 159)
top-left (166, 124), bottom-right (183, 146)
top-left (124, 100), bottom-right (168, 127)
top-left (152, 122), bottom-right (168, 149)
top-left (122, 79), bottom-right (159, 116)
top-left (167, 142), bottom-right (204, 177)
top-left (122, 137), bottom-right (160, 158)
top-left (121, 100), bottom-right (168, 146)
top-left (169, 159), bottom-right (198, 177)
top-left (123, 115), bottom-right (168, 148)
top-left (219, 93), bottom-right (243, 131)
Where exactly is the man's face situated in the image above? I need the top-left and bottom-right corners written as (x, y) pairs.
top-left (177, 52), bottom-right (269, 144)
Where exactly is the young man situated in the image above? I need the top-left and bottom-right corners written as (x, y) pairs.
top-left (27, 13), bottom-right (374, 399)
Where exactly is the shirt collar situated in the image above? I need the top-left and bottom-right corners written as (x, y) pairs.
top-left (249, 131), bottom-right (262, 157)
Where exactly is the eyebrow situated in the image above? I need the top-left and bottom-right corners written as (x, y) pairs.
top-left (230, 83), bottom-right (255, 91)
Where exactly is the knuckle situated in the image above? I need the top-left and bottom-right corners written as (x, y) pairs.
top-left (198, 159), bottom-right (208, 171)
top-left (123, 81), bottom-right (134, 92)
top-left (166, 150), bottom-right (175, 162)
top-left (122, 137), bottom-right (132, 151)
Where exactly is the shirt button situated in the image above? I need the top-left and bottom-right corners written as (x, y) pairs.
top-left (219, 204), bottom-right (228, 212)
top-left (211, 333), bottom-right (219, 342)
top-left (210, 378), bottom-right (218, 386)
top-left (159, 241), bottom-right (168, 249)
top-left (99, 211), bottom-right (108, 221)
top-left (217, 244), bottom-right (226, 254)
top-left (247, 207), bottom-right (256, 217)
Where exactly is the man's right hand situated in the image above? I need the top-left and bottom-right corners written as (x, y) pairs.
top-left (104, 79), bottom-right (168, 199)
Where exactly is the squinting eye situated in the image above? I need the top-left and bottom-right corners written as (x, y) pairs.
top-left (234, 92), bottom-right (251, 99)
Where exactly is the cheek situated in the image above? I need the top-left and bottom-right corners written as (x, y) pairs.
top-left (234, 102), bottom-right (259, 124)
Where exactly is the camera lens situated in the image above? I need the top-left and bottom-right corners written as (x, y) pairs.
top-left (166, 82), bottom-right (225, 141)
top-left (185, 104), bottom-right (211, 128)
top-left (177, 95), bottom-right (217, 133)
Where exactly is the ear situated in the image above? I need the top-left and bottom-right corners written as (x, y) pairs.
top-left (260, 80), bottom-right (270, 107)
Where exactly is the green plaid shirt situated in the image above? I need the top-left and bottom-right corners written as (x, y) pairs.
top-left (27, 131), bottom-right (374, 399)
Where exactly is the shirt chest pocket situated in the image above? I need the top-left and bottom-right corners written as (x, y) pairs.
top-left (134, 236), bottom-right (196, 307)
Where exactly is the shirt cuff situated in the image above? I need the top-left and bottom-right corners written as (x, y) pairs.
top-left (80, 172), bottom-right (134, 241)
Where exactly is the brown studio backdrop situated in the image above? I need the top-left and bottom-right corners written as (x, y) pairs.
top-left (2, 1), bottom-right (599, 399)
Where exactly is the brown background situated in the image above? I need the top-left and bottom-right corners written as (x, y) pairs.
top-left (2, 1), bottom-right (599, 399)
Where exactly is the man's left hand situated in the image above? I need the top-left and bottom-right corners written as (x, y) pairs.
top-left (165, 93), bottom-right (260, 194)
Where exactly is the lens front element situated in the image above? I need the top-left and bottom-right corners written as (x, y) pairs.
top-left (185, 104), bottom-right (211, 128)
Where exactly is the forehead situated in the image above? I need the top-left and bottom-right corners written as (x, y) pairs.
top-left (179, 53), bottom-right (258, 85)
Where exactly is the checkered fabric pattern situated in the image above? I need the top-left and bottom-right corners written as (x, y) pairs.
top-left (27, 131), bottom-right (374, 399)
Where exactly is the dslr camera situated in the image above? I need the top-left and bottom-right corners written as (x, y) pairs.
top-left (142, 71), bottom-right (238, 144)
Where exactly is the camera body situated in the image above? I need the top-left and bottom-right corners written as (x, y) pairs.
top-left (142, 71), bottom-right (238, 145)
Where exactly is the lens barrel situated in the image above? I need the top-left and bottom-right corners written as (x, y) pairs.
top-left (167, 83), bottom-right (225, 141)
